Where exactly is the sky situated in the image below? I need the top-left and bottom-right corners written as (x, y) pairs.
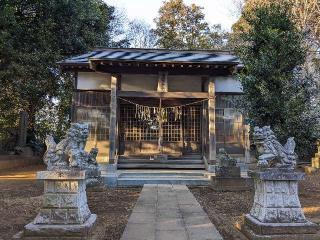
top-left (104, 0), bottom-right (240, 31)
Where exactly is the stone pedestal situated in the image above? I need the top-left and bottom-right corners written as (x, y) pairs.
top-left (23, 170), bottom-right (96, 240)
top-left (210, 166), bottom-right (252, 191)
top-left (239, 169), bottom-right (318, 239)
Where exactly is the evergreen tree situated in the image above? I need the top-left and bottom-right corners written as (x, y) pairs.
top-left (0, 0), bottom-right (117, 144)
top-left (236, 2), bottom-right (319, 160)
top-left (233, 0), bottom-right (320, 47)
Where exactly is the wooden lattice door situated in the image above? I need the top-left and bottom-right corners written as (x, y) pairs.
top-left (119, 104), bottom-right (201, 156)
top-left (182, 105), bottom-right (201, 154)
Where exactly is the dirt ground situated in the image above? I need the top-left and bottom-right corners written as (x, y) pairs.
top-left (190, 170), bottom-right (320, 240)
top-left (0, 165), bottom-right (141, 240)
top-left (1, 165), bottom-right (319, 240)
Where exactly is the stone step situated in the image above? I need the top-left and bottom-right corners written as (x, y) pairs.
top-left (173, 155), bottom-right (202, 159)
top-left (119, 175), bottom-right (207, 179)
top-left (118, 159), bottom-right (204, 164)
top-left (118, 170), bottom-right (206, 178)
top-left (116, 169), bottom-right (209, 186)
top-left (119, 155), bottom-right (202, 160)
top-left (117, 177), bottom-right (209, 186)
top-left (117, 163), bottom-right (205, 169)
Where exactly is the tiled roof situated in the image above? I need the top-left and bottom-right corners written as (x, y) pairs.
top-left (58, 48), bottom-right (239, 65)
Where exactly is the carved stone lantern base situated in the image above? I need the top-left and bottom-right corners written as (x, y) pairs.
top-left (22, 170), bottom-right (97, 240)
top-left (210, 166), bottom-right (253, 191)
top-left (238, 168), bottom-right (319, 239)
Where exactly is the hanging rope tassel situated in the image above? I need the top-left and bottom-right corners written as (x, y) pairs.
top-left (119, 97), bottom-right (208, 124)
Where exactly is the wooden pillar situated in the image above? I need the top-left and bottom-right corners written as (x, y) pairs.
top-left (71, 72), bottom-right (78, 122)
top-left (157, 71), bottom-right (168, 154)
top-left (109, 74), bottom-right (120, 164)
top-left (208, 77), bottom-right (216, 164)
top-left (201, 101), bottom-right (206, 158)
top-left (158, 98), bottom-right (163, 153)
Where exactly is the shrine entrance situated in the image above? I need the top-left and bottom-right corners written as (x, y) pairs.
top-left (118, 99), bottom-right (202, 158)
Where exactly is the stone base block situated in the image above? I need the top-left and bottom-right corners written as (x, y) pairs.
top-left (154, 154), bottom-right (168, 161)
top-left (100, 164), bottom-right (118, 187)
top-left (23, 214), bottom-right (97, 240)
top-left (102, 175), bottom-right (118, 187)
top-left (239, 214), bottom-right (319, 240)
top-left (210, 177), bottom-right (253, 191)
top-left (215, 166), bottom-right (241, 178)
top-left (207, 164), bottom-right (216, 173)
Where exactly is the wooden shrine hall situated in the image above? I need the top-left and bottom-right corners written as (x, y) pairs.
top-left (58, 48), bottom-right (251, 171)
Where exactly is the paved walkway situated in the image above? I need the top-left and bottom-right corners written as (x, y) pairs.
top-left (121, 184), bottom-right (223, 240)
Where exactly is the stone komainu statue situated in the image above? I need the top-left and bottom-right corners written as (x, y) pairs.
top-left (43, 123), bottom-right (98, 170)
top-left (253, 126), bottom-right (297, 168)
top-left (216, 148), bottom-right (237, 167)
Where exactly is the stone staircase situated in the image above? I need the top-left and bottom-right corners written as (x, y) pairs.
top-left (116, 169), bottom-right (210, 186)
top-left (117, 154), bottom-right (206, 170)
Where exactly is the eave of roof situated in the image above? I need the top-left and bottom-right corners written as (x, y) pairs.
top-left (58, 48), bottom-right (240, 68)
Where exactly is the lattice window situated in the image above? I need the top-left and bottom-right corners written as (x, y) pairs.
top-left (120, 104), bottom-right (201, 143)
top-left (183, 106), bottom-right (201, 142)
top-left (163, 113), bottom-right (181, 142)
top-left (120, 105), bottom-right (158, 141)
top-left (75, 107), bottom-right (109, 141)
top-left (216, 94), bottom-right (244, 154)
top-left (73, 91), bottom-right (109, 107)
top-left (72, 91), bottom-right (110, 142)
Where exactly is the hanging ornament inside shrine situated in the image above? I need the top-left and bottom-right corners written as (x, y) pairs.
top-left (148, 118), bottom-right (159, 130)
top-left (134, 104), bottom-right (182, 130)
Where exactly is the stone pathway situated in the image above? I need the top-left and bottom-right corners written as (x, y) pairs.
top-left (121, 184), bottom-right (223, 240)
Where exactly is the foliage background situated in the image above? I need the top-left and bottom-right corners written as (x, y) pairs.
top-left (234, 2), bottom-right (320, 161)
top-left (0, 0), bottom-right (319, 161)
top-left (0, 0), bottom-right (125, 149)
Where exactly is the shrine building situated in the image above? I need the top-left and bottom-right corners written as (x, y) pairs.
top-left (59, 48), bottom-right (251, 172)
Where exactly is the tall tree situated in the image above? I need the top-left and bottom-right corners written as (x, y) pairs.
top-left (126, 20), bottom-right (157, 48)
top-left (154, 0), bottom-right (227, 50)
top-left (108, 7), bottom-right (131, 48)
top-left (236, 2), bottom-right (319, 160)
top-left (0, 0), bottom-right (116, 144)
top-left (233, 0), bottom-right (320, 47)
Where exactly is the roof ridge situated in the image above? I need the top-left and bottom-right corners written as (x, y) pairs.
top-left (91, 47), bottom-right (235, 55)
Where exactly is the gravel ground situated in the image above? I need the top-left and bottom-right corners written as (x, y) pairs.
top-left (0, 165), bottom-right (141, 240)
top-left (189, 169), bottom-right (320, 240)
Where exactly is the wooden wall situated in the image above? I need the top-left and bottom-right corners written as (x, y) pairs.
top-left (73, 71), bottom-right (246, 162)
top-left (203, 76), bottom-right (243, 93)
top-left (77, 72), bottom-right (111, 90)
top-left (121, 74), bottom-right (158, 91)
